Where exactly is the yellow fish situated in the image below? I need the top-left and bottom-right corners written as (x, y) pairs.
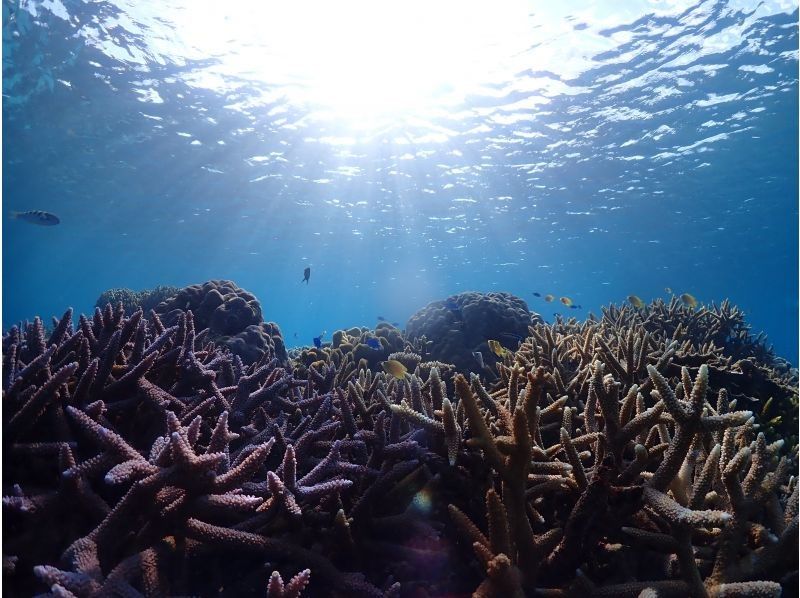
top-left (487, 339), bottom-right (508, 358)
top-left (382, 359), bottom-right (407, 379)
top-left (559, 296), bottom-right (573, 307)
top-left (627, 295), bottom-right (645, 309)
top-left (680, 293), bottom-right (698, 308)
top-left (544, 294), bottom-right (555, 303)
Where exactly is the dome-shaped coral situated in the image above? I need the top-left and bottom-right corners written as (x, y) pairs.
top-left (405, 291), bottom-right (541, 373)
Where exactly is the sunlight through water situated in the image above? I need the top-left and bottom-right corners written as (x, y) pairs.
top-left (166, 0), bottom-right (534, 127)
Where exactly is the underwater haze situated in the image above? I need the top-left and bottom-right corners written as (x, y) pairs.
top-left (3, 0), bottom-right (798, 363)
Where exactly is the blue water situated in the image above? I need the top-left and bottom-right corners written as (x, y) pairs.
top-left (3, 0), bottom-right (798, 363)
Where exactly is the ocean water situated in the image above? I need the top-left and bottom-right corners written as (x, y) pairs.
top-left (2, 0), bottom-right (798, 364)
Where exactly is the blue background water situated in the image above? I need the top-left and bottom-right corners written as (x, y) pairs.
top-left (3, 0), bottom-right (798, 363)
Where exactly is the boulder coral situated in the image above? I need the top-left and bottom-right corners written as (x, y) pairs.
top-left (405, 291), bottom-right (542, 374)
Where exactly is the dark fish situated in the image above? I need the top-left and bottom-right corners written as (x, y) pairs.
top-left (302, 267), bottom-right (311, 284)
top-left (533, 292), bottom-right (541, 297)
top-left (498, 332), bottom-right (523, 342)
top-left (312, 336), bottom-right (322, 348)
top-left (472, 351), bottom-right (485, 369)
top-left (365, 338), bottom-right (381, 350)
top-left (10, 210), bottom-right (60, 226)
top-left (569, 304), bottom-right (581, 309)
top-left (391, 322), bottom-right (400, 327)
top-left (377, 316), bottom-right (386, 321)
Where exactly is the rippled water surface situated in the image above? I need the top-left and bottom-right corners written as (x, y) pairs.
top-left (3, 0), bottom-right (798, 361)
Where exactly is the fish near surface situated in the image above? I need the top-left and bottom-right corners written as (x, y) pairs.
top-left (10, 210), bottom-right (60, 225)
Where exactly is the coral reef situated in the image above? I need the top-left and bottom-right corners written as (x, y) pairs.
top-left (155, 280), bottom-right (287, 365)
top-left (406, 291), bottom-right (542, 374)
top-left (95, 286), bottom-right (179, 317)
top-left (3, 292), bottom-right (797, 597)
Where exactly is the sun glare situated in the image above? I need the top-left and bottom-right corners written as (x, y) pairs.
top-left (173, 0), bottom-right (533, 127)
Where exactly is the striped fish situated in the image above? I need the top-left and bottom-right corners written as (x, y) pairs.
top-left (10, 210), bottom-right (60, 225)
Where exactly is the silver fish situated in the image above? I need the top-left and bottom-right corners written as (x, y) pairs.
top-left (10, 210), bottom-right (60, 226)
top-left (472, 351), bottom-right (485, 369)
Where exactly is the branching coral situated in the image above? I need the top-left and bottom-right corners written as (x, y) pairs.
top-left (2, 293), bottom-right (796, 597)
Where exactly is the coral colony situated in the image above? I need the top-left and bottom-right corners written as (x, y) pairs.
top-left (2, 281), bottom-right (798, 597)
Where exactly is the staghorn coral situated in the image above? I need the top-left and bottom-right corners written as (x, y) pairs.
top-left (95, 286), bottom-right (180, 317)
top-left (3, 292), bottom-right (797, 597)
top-left (406, 291), bottom-right (543, 374)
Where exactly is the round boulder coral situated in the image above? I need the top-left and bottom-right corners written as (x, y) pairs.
top-left (405, 291), bottom-right (541, 373)
top-left (155, 280), bottom-right (262, 336)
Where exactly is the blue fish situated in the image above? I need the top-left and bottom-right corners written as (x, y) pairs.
top-left (365, 338), bottom-right (381, 350)
top-left (302, 267), bottom-right (311, 284)
top-left (10, 210), bottom-right (60, 226)
top-left (377, 316), bottom-right (386, 321)
top-left (533, 292), bottom-right (541, 297)
top-left (391, 322), bottom-right (400, 327)
top-left (313, 336), bottom-right (322, 348)
top-left (570, 304), bottom-right (582, 310)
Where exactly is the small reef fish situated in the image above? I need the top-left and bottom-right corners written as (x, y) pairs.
top-left (302, 267), bottom-right (311, 284)
top-left (559, 297), bottom-right (573, 307)
top-left (10, 210), bottom-right (60, 226)
top-left (312, 336), bottom-right (322, 348)
top-left (533, 292), bottom-right (541, 297)
top-left (382, 359), bottom-right (407, 379)
top-left (680, 293), bottom-right (698, 308)
top-left (377, 316), bottom-right (386, 321)
top-left (665, 287), bottom-right (672, 294)
top-left (628, 295), bottom-right (645, 309)
top-left (487, 339), bottom-right (508, 358)
top-left (472, 351), bottom-right (485, 369)
top-left (391, 322), bottom-right (400, 327)
top-left (569, 304), bottom-right (581, 310)
top-left (544, 294), bottom-right (555, 303)
top-left (498, 332), bottom-right (523, 344)
top-left (365, 338), bottom-right (382, 350)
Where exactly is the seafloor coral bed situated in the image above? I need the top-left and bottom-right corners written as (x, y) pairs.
top-left (2, 285), bottom-right (798, 597)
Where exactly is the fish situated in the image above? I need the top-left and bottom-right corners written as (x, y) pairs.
top-left (680, 293), bottom-right (698, 308)
top-left (498, 332), bottom-right (523, 344)
top-left (559, 297), bottom-right (573, 307)
top-left (487, 339), bottom-right (508, 358)
top-left (472, 351), bottom-right (485, 369)
top-left (365, 338), bottom-right (382, 350)
top-left (382, 359), bottom-right (407, 379)
top-left (10, 210), bottom-right (60, 226)
top-left (312, 336), bottom-right (322, 348)
top-left (302, 267), bottom-right (311, 284)
top-left (377, 316), bottom-right (386, 321)
top-left (533, 292), bottom-right (541, 297)
top-left (665, 287), bottom-right (672, 294)
top-left (391, 322), bottom-right (400, 327)
top-left (569, 304), bottom-right (581, 309)
top-left (628, 295), bottom-right (645, 309)
top-left (544, 294), bottom-right (555, 303)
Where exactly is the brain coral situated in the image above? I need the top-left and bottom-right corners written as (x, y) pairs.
top-left (406, 291), bottom-right (541, 372)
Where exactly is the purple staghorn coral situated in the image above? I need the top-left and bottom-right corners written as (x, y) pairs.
top-left (2, 291), bottom-right (797, 597)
